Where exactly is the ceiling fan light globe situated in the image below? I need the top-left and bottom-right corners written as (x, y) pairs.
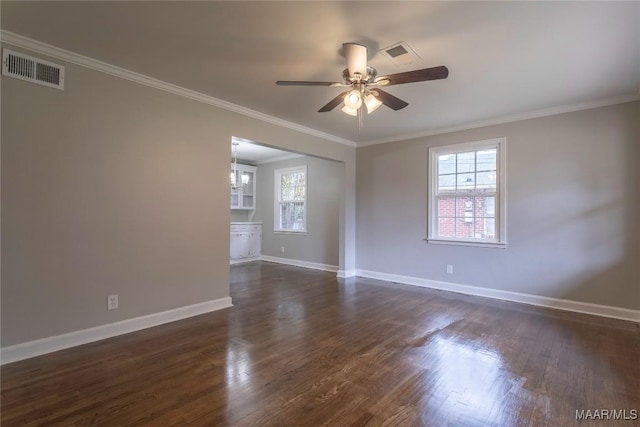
top-left (364, 93), bottom-right (383, 114)
top-left (341, 105), bottom-right (358, 116)
top-left (344, 89), bottom-right (362, 109)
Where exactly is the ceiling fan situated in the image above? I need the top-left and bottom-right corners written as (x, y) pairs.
top-left (276, 43), bottom-right (449, 118)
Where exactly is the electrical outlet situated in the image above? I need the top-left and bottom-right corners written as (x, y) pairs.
top-left (281, 246), bottom-right (285, 253)
top-left (107, 294), bottom-right (119, 310)
top-left (446, 264), bottom-right (453, 275)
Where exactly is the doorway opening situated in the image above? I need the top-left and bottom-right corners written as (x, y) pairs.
top-left (228, 136), bottom-right (344, 275)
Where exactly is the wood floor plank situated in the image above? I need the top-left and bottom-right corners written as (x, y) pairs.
top-left (2, 261), bottom-right (638, 426)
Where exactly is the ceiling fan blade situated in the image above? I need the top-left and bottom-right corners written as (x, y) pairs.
top-left (377, 65), bottom-right (449, 86)
top-left (276, 80), bottom-right (344, 86)
top-left (343, 43), bottom-right (368, 78)
top-left (373, 89), bottom-right (409, 111)
top-left (318, 92), bottom-right (347, 112)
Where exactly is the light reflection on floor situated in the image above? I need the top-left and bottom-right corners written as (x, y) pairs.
top-left (225, 342), bottom-right (252, 389)
top-left (432, 335), bottom-right (509, 423)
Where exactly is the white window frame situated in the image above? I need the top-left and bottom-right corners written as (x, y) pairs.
top-left (274, 165), bottom-right (307, 234)
top-left (427, 137), bottom-right (507, 248)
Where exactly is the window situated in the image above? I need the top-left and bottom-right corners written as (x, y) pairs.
top-left (428, 137), bottom-right (506, 248)
top-left (274, 165), bottom-right (307, 233)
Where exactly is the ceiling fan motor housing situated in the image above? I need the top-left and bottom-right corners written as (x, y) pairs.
top-left (342, 66), bottom-right (377, 84)
top-left (343, 43), bottom-right (368, 78)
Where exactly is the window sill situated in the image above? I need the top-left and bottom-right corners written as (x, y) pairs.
top-left (274, 230), bottom-right (308, 235)
top-left (426, 238), bottom-right (507, 249)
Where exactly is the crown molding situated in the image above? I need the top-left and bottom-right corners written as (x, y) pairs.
top-left (0, 30), bottom-right (357, 148)
top-left (3, 30), bottom-right (637, 150)
top-left (359, 94), bottom-right (640, 147)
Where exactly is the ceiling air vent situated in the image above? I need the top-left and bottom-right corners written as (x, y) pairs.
top-left (2, 49), bottom-right (65, 90)
top-left (380, 41), bottom-right (421, 66)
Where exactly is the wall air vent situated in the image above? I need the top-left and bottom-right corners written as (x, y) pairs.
top-left (380, 42), bottom-right (421, 66)
top-left (2, 49), bottom-right (65, 90)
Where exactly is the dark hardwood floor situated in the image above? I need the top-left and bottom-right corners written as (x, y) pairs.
top-left (2, 261), bottom-right (638, 426)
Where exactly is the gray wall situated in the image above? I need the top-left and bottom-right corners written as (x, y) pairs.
top-left (254, 156), bottom-right (342, 267)
top-left (230, 211), bottom-right (251, 222)
top-left (1, 44), bottom-right (355, 347)
top-left (356, 102), bottom-right (640, 310)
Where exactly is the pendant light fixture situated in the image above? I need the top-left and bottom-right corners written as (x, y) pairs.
top-left (231, 141), bottom-right (249, 190)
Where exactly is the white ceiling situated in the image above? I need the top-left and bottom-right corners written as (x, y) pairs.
top-left (232, 137), bottom-right (303, 164)
top-left (2, 1), bottom-right (638, 146)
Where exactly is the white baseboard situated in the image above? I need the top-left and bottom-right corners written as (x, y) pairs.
top-left (356, 269), bottom-right (640, 323)
top-left (0, 297), bottom-right (233, 365)
top-left (337, 269), bottom-right (357, 278)
top-left (261, 255), bottom-right (338, 273)
top-left (230, 256), bottom-right (261, 265)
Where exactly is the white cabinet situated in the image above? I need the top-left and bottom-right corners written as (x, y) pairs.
top-left (230, 223), bottom-right (261, 263)
top-left (231, 164), bottom-right (257, 210)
